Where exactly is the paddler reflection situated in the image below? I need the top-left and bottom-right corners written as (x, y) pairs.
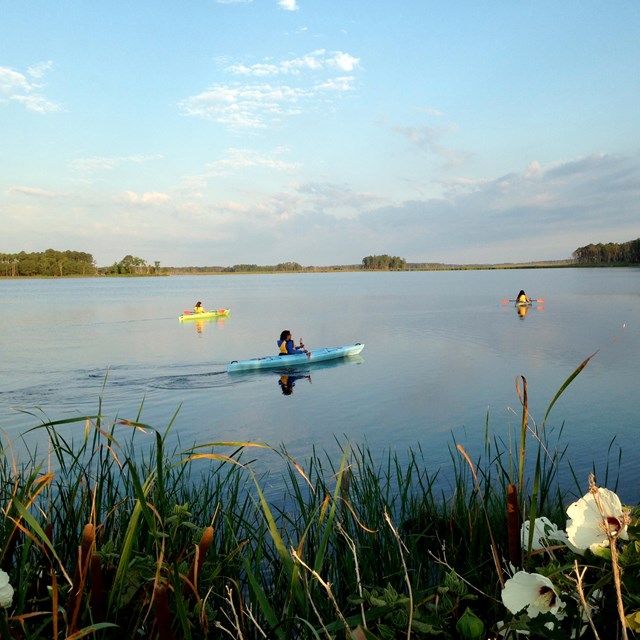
top-left (278, 374), bottom-right (311, 395)
top-left (516, 304), bottom-right (529, 319)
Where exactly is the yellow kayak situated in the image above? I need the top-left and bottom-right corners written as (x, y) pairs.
top-left (179, 309), bottom-right (230, 321)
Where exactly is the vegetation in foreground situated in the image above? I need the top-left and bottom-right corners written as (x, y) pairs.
top-left (0, 356), bottom-right (638, 638)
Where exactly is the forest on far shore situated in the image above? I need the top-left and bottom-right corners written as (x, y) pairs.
top-left (1, 239), bottom-right (639, 277)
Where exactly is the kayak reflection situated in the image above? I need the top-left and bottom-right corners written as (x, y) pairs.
top-left (278, 373), bottom-right (312, 395)
top-left (514, 301), bottom-right (545, 319)
top-left (180, 315), bottom-right (228, 333)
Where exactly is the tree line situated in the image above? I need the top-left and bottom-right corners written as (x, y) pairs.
top-left (0, 250), bottom-right (96, 277)
top-left (106, 255), bottom-right (162, 275)
top-left (0, 251), bottom-right (163, 277)
top-left (8, 242), bottom-right (638, 277)
top-left (361, 254), bottom-right (407, 270)
top-left (572, 238), bottom-right (640, 264)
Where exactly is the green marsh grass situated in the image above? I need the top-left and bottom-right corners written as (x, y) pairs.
top-left (0, 355), bottom-right (629, 638)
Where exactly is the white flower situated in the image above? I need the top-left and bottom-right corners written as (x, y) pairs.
top-left (521, 516), bottom-right (568, 550)
top-left (566, 487), bottom-right (629, 555)
top-left (0, 569), bottom-right (14, 608)
top-left (502, 570), bottom-right (565, 619)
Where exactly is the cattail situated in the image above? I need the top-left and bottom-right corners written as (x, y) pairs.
top-left (154, 584), bottom-right (173, 640)
top-left (183, 526), bottom-right (214, 598)
top-left (90, 552), bottom-right (105, 622)
top-left (67, 524), bottom-right (95, 633)
top-left (506, 484), bottom-right (521, 567)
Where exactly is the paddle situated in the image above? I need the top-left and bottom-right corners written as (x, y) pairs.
top-left (501, 298), bottom-right (544, 303)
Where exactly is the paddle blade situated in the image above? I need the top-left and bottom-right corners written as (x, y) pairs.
top-left (183, 310), bottom-right (192, 314)
top-left (536, 298), bottom-right (544, 303)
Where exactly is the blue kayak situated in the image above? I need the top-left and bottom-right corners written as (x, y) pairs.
top-left (227, 343), bottom-right (365, 373)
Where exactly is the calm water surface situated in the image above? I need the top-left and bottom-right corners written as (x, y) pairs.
top-left (1, 269), bottom-right (639, 501)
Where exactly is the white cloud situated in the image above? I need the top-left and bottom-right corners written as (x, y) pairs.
top-left (0, 63), bottom-right (59, 113)
top-left (7, 186), bottom-right (69, 198)
top-left (416, 106), bottom-right (445, 117)
top-left (524, 160), bottom-right (543, 178)
top-left (180, 83), bottom-right (309, 128)
top-left (27, 61), bottom-right (54, 79)
top-left (0, 67), bottom-right (30, 94)
top-left (227, 50), bottom-right (360, 77)
top-left (278, 0), bottom-right (298, 11)
top-left (71, 154), bottom-right (163, 174)
top-left (123, 191), bottom-right (172, 204)
top-left (10, 94), bottom-right (61, 113)
top-left (330, 52), bottom-right (359, 72)
top-left (205, 148), bottom-right (302, 174)
top-left (182, 50), bottom-right (360, 129)
top-left (393, 124), bottom-right (468, 167)
top-left (314, 76), bottom-right (355, 92)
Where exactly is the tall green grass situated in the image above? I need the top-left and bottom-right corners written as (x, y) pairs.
top-left (0, 355), bottom-right (627, 638)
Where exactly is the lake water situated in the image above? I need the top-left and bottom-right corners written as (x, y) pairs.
top-left (1, 268), bottom-right (639, 503)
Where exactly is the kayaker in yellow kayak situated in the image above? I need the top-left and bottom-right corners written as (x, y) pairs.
top-left (278, 330), bottom-right (310, 358)
top-left (516, 290), bottom-right (531, 304)
top-left (194, 301), bottom-right (206, 314)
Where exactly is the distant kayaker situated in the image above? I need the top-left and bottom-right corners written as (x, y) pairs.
top-left (194, 301), bottom-right (206, 314)
top-left (278, 330), bottom-right (310, 358)
top-left (516, 290), bottom-right (531, 304)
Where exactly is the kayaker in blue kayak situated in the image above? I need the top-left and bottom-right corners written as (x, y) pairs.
top-left (278, 330), bottom-right (310, 358)
top-left (194, 301), bottom-right (206, 314)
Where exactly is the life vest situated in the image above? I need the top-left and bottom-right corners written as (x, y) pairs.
top-left (194, 306), bottom-right (204, 313)
top-left (516, 294), bottom-right (528, 303)
top-left (278, 340), bottom-right (290, 354)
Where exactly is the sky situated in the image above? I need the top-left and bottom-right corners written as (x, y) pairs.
top-left (1, 1), bottom-right (639, 268)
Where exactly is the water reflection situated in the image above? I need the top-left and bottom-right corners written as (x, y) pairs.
top-left (180, 316), bottom-right (229, 334)
top-left (515, 303), bottom-right (545, 319)
top-left (278, 373), bottom-right (312, 395)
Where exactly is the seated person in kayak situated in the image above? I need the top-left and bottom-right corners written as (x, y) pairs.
top-left (278, 330), bottom-right (310, 358)
top-left (194, 301), bottom-right (206, 313)
top-left (516, 290), bottom-right (531, 304)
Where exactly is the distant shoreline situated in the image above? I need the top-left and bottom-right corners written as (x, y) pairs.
top-left (3, 260), bottom-right (639, 278)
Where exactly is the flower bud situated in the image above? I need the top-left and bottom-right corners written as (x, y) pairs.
top-left (456, 607), bottom-right (485, 639)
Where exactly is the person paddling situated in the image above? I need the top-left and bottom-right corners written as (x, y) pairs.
top-left (194, 301), bottom-right (206, 313)
top-left (277, 330), bottom-right (311, 359)
top-left (516, 290), bottom-right (531, 304)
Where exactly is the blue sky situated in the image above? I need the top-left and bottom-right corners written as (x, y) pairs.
top-left (2, 1), bottom-right (639, 267)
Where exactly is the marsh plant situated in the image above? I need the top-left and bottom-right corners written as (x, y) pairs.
top-left (0, 353), bottom-right (637, 638)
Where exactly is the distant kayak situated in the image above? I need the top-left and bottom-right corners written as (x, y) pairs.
top-left (502, 297), bottom-right (544, 304)
top-left (227, 343), bottom-right (365, 373)
top-left (179, 309), bottom-right (230, 321)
